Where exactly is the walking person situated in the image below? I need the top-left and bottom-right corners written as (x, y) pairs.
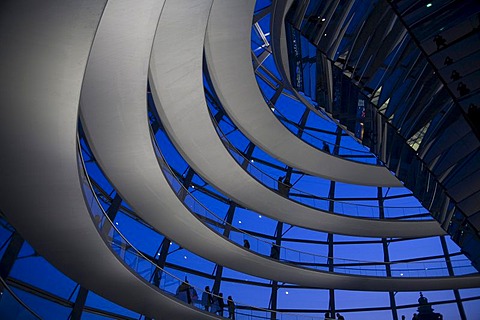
top-left (214, 293), bottom-right (225, 316)
top-left (176, 280), bottom-right (191, 304)
top-left (201, 286), bottom-right (213, 311)
top-left (227, 295), bottom-right (236, 319)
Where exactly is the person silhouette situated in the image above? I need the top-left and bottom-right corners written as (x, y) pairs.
top-left (457, 82), bottom-right (470, 96)
top-left (450, 70), bottom-right (460, 81)
top-left (227, 295), bottom-right (236, 319)
top-left (216, 293), bottom-right (225, 316)
top-left (433, 34), bottom-right (447, 49)
top-left (443, 56), bottom-right (453, 66)
top-left (201, 286), bottom-right (213, 311)
top-left (323, 141), bottom-right (331, 153)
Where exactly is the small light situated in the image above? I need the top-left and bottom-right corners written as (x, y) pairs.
top-left (184, 256), bottom-right (187, 259)
top-left (157, 253), bottom-right (161, 256)
top-left (324, 33), bottom-right (327, 36)
top-left (400, 273), bottom-right (404, 276)
top-left (321, 18), bottom-right (326, 22)
top-left (258, 215), bottom-right (262, 218)
top-left (285, 291), bottom-right (289, 295)
top-left (270, 107), bottom-right (275, 112)
top-left (426, 3), bottom-right (432, 7)
top-left (238, 220), bottom-right (242, 224)
top-left (250, 159), bottom-right (254, 163)
top-left (115, 222), bottom-right (119, 225)
top-left (192, 185), bottom-right (195, 189)
top-left (170, 241), bottom-right (173, 245)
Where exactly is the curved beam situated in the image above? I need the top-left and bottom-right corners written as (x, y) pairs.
top-left (0, 1), bottom-right (218, 319)
top-left (152, 0), bottom-right (444, 238)
top-left (205, 0), bottom-right (403, 187)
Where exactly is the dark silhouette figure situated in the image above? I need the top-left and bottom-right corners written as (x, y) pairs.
top-left (433, 34), bottom-right (447, 49)
top-left (323, 141), bottom-right (331, 153)
top-left (468, 103), bottom-right (478, 116)
top-left (277, 176), bottom-right (292, 197)
top-left (201, 286), bottom-right (213, 311)
top-left (277, 176), bottom-right (285, 195)
top-left (325, 312), bottom-right (332, 319)
top-left (443, 56), bottom-right (453, 66)
top-left (468, 103), bottom-right (480, 134)
top-left (243, 239), bottom-right (250, 249)
top-left (215, 293), bottom-right (225, 316)
top-left (402, 316), bottom-right (406, 320)
top-left (176, 280), bottom-right (192, 304)
top-left (227, 295), bottom-right (236, 319)
top-left (450, 70), bottom-right (460, 81)
top-left (457, 82), bottom-right (470, 96)
top-left (336, 312), bottom-right (345, 320)
top-left (415, 292), bottom-right (443, 320)
top-left (412, 313), bottom-right (419, 320)
top-left (270, 243), bottom-right (280, 260)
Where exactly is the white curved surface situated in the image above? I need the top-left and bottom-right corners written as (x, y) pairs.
top-left (0, 5), bottom-right (476, 320)
top-left (0, 1), bottom-right (220, 319)
top-left (151, 0), bottom-right (444, 239)
top-left (204, 0), bottom-right (403, 187)
top-left (129, 0), bottom-right (480, 291)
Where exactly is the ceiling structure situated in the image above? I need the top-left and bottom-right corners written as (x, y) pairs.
top-left (285, 0), bottom-right (480, 271)
top-left (0, 0), bottom-right (479, 319)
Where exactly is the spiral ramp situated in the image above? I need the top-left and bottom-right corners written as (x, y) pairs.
top-left (0, 0), bottom-right (479, 319)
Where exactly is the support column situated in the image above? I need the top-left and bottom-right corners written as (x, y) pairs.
top-left (270, 221), bottom-right (284, 320)
top-left (212, 203), bottom-right (237, 295)
top-left (70, 286), bottom-right (89, 320)
top-left (145, 239), bottom-right (172, 319)
top-left (326, 183), bottom-right (335, 318)
top-left (213, 142), bottom-right (254, 293)
top-left (440, 236), bottom-right (466, 320)
top-left (100, 193), bottom-right (122, 235)
top-left (241, 143), bottom-right (256, 170)
top-left (152, 237), bottom-right (172, 287)
top-left (378, 186), bottom-right (398, 320)
top-left (0, 231), bottom-right (24, 293)
top-left (0, 231), bottom-right (24, 280)
top-left (327, 127), bottom-right (342, 318)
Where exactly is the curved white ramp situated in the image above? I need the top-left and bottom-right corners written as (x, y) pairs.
top-left (0, 1), bottom-right (220, 319)
top-left (150, 1), bottom-right (444, 238)
top-left (204, 0), bottom-right (402, 188)
top-left (68, 0), bottom-right (480, 291)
